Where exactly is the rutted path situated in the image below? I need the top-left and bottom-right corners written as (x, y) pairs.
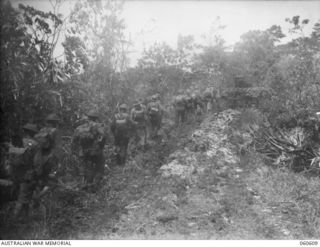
top-left (4, 110), bottom-right (318, 239)
top-left (96, 109), bottom-right (319, 239)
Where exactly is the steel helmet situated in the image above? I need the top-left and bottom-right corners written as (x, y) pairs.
top-left (87, 110), bottom-right (99, 118)
top-left (45, 113), bottom-right (60, 122)
top-left (22, 123), bottom-right (38, 133)
top-left (133, 100), bottom-right (141, 106)
top-left (119, 103), bottom-right (128, 110)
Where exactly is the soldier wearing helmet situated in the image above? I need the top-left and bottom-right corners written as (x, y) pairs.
top-left (72, 110), bottom-right (107, 190)
top-left (153, 93), bottom-right (160, 101)
top-left (184, 92), bottom-right (194, 121)
top-left (202, 88), bottom-right (215, 113)
top-left (131, 100), bottom-right (147, 147)
top-left (37, 113), bottom-right (62, 163)
top-left (192, 93), bottom-right (204, 118)
top-left (111, 103), bottom-right (134, 166)
top-left (147, 94), bottom-right (163, 139)
top-left (22, 123), bottom-right (38, 135)
top-left (151, 95), bottom-right (157, 102)
top-left (86, 110), bottom-right (100, 120)
top-left (26, 114), bottom-right (62, 203)
top-left (45, 113), bottom-right (60, 125)
top-left (173, 94), bottom-right (187, 125)
top-left (41, 113), bottom-right (61, 153)
top-left (120, 103), bottom-right (128, 110)
top-left (11, 123), bottom-right (39, 219)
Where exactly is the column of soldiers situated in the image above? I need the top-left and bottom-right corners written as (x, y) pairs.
top-left (173, 87), bottom-right (219, 125)
top-left (1, 89), bottom-right (218, 220)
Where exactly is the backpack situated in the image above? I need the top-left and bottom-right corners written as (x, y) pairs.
top-left (133, 109), bottom-right (145, 122)
top-left (186, 97), bottom-right (193, 108)
top-left (38, 127), bottom-right (58, 143)
top-left (76, 122), bottom-right (106, 156)
top-left (175, 95), bottom-right (186, 110)
top-left (148, 102), bottom-right (160, 116)
top-left (196, 105), bottom-right (202, 115)
top-left (75, 123), bottom-right (96, 151)
top-left (33, 148), bottom-right (57, 180)
top-left (204, 91), bottom-right (211, 98)
top-left (115, 113), bottom-right (129, 130)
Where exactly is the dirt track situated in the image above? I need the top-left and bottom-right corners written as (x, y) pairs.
top-left (2, 110), bottom-right (319, 239)
top-left (100, 110), bottom-right (319, 239)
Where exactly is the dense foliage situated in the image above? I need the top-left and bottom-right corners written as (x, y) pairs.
top-left (1, 0), bottom-right (320, 239)
top-left (1, 0), bottom-right (319, 167)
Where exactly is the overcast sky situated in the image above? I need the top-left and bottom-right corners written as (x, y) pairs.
top-left (10, 0), bottom-right (320, 66)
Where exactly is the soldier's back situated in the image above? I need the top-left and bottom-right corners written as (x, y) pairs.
top-left (39, 126), bottom-right (61, 156)
top-left (175, 95), bottom-right (186, 109)
top-left (33, 147), bottom-right (57, 180)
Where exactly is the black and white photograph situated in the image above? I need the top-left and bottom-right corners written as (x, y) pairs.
top-left (0, 0), bottom-right (320, 241)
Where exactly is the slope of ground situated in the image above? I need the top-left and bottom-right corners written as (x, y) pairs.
top-left (1, 110), bottom-right (319, 239)
top-left (0, 117), bottom-right (200, 239)
top-left (100, 109), bottom-right (320, 239)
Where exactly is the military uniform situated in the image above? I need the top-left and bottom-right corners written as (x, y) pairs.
top-left (12, 124), bottom-right (39, 219)
top-left (39, 114), bottom-right (62, 158)
top-left (111, 104), bottom-right (133, 166)
top-left (131, 102), bottom-right (147, 147)
top-left (185, 95), bottom-right (194, 121)
top-left (147, 96), bottom-right (163, 138)
top-left (203, 89), bottom-right (215, 113)
top-left (73, 111), bottom-right (107, 187)
top-left (174, 95), bottom-right (187, 125)
top-left (193, 94), bottom-right (204, 117)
